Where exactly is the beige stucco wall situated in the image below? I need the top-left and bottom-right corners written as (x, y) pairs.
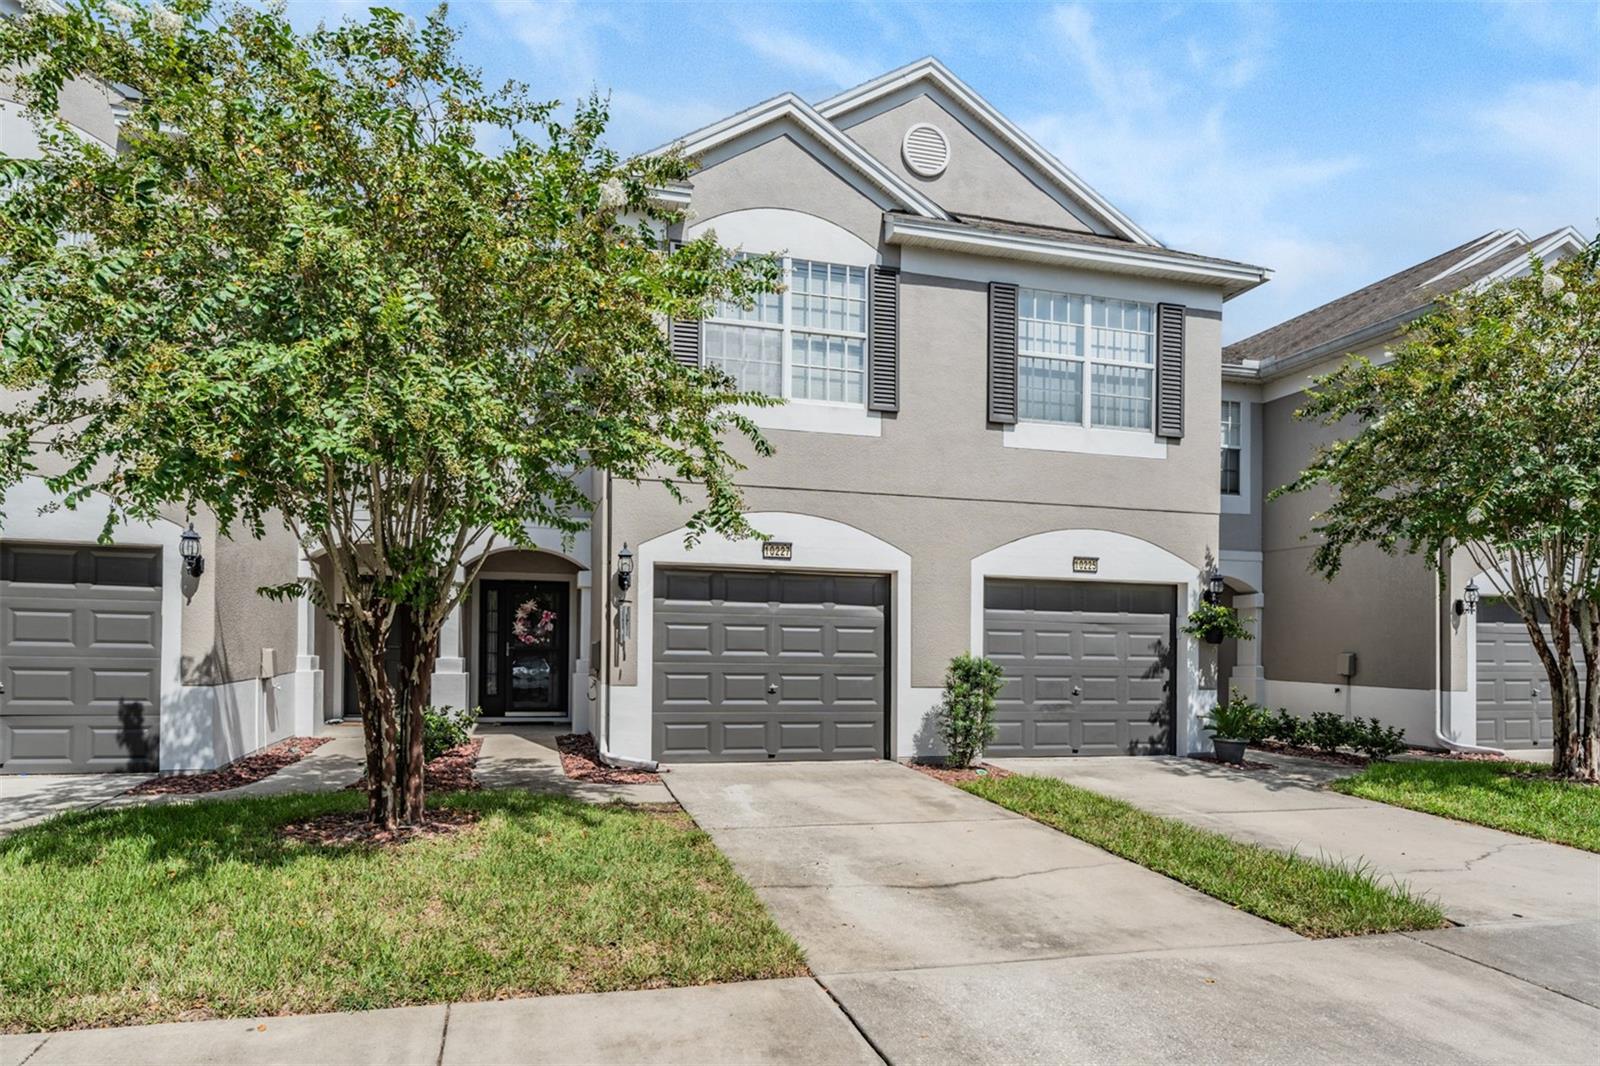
top-left (181, 516), bottom-right (298, 687)
top-left (837, 93), bottom-right (1090, 232)
top-left (688, 128), bottom-right (886, 249)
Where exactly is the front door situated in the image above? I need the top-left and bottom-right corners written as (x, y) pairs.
top-left (479, 580), bottom-right (569, 717)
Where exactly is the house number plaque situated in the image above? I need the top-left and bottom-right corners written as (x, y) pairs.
top-left (1072, 556), bottom-right (1099, 574)
top-left (762, 541), bottom-right (794, 561)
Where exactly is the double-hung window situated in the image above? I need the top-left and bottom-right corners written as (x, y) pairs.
top-left (702, 258), bottom-right (869, 406)
top-left (1220, 400), bottom-right (1242, 495)
top-left (1017, 289), bottom-right (1156, 431)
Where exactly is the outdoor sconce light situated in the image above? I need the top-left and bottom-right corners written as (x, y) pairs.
top-left (616, 542), bottom-right (634, 592)
top-left (1206, 568), bottom-right (1225, 604)
top-left (179, 522), bottom-right (205, 578)
top-left (1454, 579), bottom-right (1480, 617)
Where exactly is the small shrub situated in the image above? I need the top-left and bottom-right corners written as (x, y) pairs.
top-left (1181, 600), bottom-right (1253, 642)
top-left (1205, 690), bottom-right (1272, 742)
top-left (936, 653), bottom-right (1006, 768)
top-left (1269, 709), bottom-right (1310, 747)
top-left (1307, 711), bottom-right (1352, 753)
top-left (423, 705), bottom-right (480, 760)
top-left (1352, 717), bottom-right (1407, 761)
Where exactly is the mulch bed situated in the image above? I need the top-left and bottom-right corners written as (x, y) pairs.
top-left (556, 733), bottom-right (663, 784)
top-left (125, 736), bottom-right (331, 796)
top-left (1252, 740), bottom-right (1371, 767)
top-left (346, 739), bottom-right (482, 794)
top-left (278, 807), bottom-right (481, 848)
top-left (907, 761), bottom-right (1014, 785)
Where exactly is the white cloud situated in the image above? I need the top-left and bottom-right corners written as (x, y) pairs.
top-left (737, 28), bottom-right (877, 90)
top-left (1474, 79), bottom-right (1600, 180)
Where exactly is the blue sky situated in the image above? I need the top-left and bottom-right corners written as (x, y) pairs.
top-left (289, 0), bottom-right (1599, 342)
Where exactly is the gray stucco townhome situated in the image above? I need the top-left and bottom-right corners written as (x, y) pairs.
top-left (1216, 226), bottom-right (1590, 754)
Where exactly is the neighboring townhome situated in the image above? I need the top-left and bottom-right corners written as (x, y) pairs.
top-left (1217, 226), bottom-right (1590, 753)
top-left (1, 1), bottom-right (306, 775)
top-left (578, 57), bottom-right (1269, 765)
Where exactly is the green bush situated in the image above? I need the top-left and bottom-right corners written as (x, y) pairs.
top-left (1307, 711), bottom-right (1350, 753)
top-left (1269, 709), bottom-right (1310, 747)
top-left (936, 653), bottom-right (1006, 768)
top-left (1352, 717), bottom-right (1408, 760)
top-left (423, 705), bottom-right (480, 760)
top-left (1181, 600), bottom-right (1253, 642)
top-left (1204, 690), bottom-right (1272, 742)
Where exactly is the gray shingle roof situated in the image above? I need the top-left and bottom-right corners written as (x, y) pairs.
top-left (1222, 230), bottom-right (1554, 366)
top-left (931, 213), bottom-right (1268, 271)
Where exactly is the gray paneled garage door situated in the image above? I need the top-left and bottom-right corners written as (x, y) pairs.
top-left (653, 568), bottom-right (887, 761)
top-left (1, 544), bottom-right (162, 773)
top-left (984, 579), bottom-right (1175, 756)
top-left (1475, 599), bottom-right (1578, 749)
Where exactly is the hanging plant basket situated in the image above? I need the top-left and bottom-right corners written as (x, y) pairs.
top-left (1204, 626), bottom-right (1225, 645)
top-left (1182, 600), bottom-right (1252, 644)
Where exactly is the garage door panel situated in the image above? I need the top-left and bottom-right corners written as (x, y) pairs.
top-left (652, 569), bottom-right (887, 761)
top-left (984, 579), bottom-right (1175, 758)
top-left (1475, 602), bottom-right (1576, 750)
top-left (6, 666), bottom-right (75, 704)
top-left (89, 611), bottom-right (159, 648)
top-left (661, 622), bottom-right (713, 656)
top-left (89, 667), bottom-right (158, 705)
top-left (8, 607), bottom-right (75, 646)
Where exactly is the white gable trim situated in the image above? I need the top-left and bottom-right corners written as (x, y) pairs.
top-left (1482, 226), bottom-right (1589, 283)
top-left (1421, 229), bottom-right (1526, 285)
top-left (817, 57), bottom-right (1156, 247)
top-left (655, 93), bottom-right (947, 220)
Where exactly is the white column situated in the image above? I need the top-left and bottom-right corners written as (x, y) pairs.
top-left (572, 570), bottom-right (594, 732)
top-left (431, 566), bottom-right (471, 710)
top-left (1233, 593), bottom-right (1267, 705)
top-left (291, 555), bottom-right (324, 734)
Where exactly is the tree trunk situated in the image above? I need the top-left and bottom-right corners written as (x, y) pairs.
top-left (398, 603), bottom-right (435, 823)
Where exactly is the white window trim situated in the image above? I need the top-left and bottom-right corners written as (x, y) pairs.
top-left (703, 254), bottom-right (882, 437)
top-left (1220, 388), bottom-right (1253, 514)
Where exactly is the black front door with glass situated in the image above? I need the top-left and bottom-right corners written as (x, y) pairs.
top-left (478, 580), bottom-right (569, 716)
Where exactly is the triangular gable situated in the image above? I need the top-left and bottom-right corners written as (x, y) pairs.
top-left (816, 57), bottom-right (1155, 247)
top-left (655, 93), bottom-right (948, 220)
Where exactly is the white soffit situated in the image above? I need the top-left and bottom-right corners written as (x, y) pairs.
top-left (817, 56), bottom-right (1157, 247)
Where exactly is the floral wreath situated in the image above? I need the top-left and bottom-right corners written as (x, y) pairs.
top-left (512, 596), bottom-right (558, 648)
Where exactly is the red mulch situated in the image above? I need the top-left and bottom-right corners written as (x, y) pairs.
top-left (907, 761), bottom-right (1014, 785)
top-left (556, 733), bottom-right (663, 784)
top-left (1252, 740), bottom-right (1371, 767)
top-left (278, 807), bottom-right (480, 848)
top-left (347, 739), bottom-right (482, 794)
top-left (125, 736), bottom-right (331, 796)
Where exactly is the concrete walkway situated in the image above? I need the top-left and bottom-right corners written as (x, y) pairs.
top-left (988, 753), bottom-right (1600, 923)
top-left (665, 760), bottom-right (1600, 1065)
top-left (0, 978), bottom-right (877, 1066)
top-left (474, 724), bottom-right (675, 804)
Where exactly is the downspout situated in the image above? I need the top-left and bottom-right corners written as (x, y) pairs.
top-left (1435, 546), bottom-right (1505, 756)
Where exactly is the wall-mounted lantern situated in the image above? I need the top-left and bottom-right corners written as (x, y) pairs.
top-left (179, 522), bottom-right (205, 578)
top-left (616, 542), bottom-right (634, 592)
top-left (1206, 568), bottom-right (1225, 604)
top-left (1454, 579), bottom-right (1480, 617)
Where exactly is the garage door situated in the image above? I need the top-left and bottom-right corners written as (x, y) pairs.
top-left (1, 544), bottom-right (162, 773)
top-left (984, 579), bottom-right (1175, 756)
top-left (653, 568), bottom-right (887, 762)
top-left (1476, 599), bottom-right (1579, 749)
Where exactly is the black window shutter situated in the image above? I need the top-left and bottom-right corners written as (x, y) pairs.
top-left (665, 240), bottom-right (702, 368)
top-left (867, 266), bottom-right (900, 412)
top-left (988, 282), bottom-right (1019, 424)
top-left (1155, 302), bottom-right (1185, 439)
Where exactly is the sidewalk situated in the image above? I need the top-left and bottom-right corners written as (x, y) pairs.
top-left (474, 724), bottom-right (674, 804)
top-left (0, 978), bottom-right (878, 1066)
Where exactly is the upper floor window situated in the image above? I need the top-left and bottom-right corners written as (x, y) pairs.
top-left (1220, 400), bottom-right (1242, 495)
top-left (1016, 289), bottom-right (1155, 431)
top-left (703, 258), bottom-right (868, 406)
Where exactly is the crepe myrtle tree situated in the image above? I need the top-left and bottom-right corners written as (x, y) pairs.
top-left (1277, 237), bottom-right (1599, 780)
top-left (0, 1), bottom-right (782, 826)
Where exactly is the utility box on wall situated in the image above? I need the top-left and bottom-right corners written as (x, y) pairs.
top-left (1336, 652), bottom-right (1357, 679)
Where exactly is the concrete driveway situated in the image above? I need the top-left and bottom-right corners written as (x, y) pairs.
top-left (0, 773), bottom-right (150, 835)
top-left (666, 760), bottom-right (1600, 1065)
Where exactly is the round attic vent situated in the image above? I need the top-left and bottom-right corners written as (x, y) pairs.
top-left (901, 123), bottom-right (950, 177)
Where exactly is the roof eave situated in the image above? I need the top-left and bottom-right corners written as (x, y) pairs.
top-left (884, 216), bottom-right (1271, 298)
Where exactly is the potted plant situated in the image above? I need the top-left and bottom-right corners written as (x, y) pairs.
top-left (1203, 690), bottom-right (1267, 765)
top-left (1182, 599), bottom-right (1253, 645)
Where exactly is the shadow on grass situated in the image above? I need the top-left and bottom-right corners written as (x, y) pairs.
top-left (0, 789), bottom-right (634, 879)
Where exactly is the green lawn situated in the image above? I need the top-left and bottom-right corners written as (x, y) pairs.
top-left (0, 790), bottom-right (806, 1033)
top-left (961, 774), bottom-right (1446, 938)
top-left (1332, 759), bottom-right (1600, 852)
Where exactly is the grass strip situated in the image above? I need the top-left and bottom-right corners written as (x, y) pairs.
top-left (0, 789), bottom-right (806, 1033)
top-left (1332, 759), bottom-right (1599, 852)
top-left (961, 774), bottom-right (1446, 938)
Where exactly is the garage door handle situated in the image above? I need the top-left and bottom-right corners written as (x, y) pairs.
top-left (1071, 686), bottom-right (1082, 697)
top-left (767, 684), bottom-right (778, 694)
